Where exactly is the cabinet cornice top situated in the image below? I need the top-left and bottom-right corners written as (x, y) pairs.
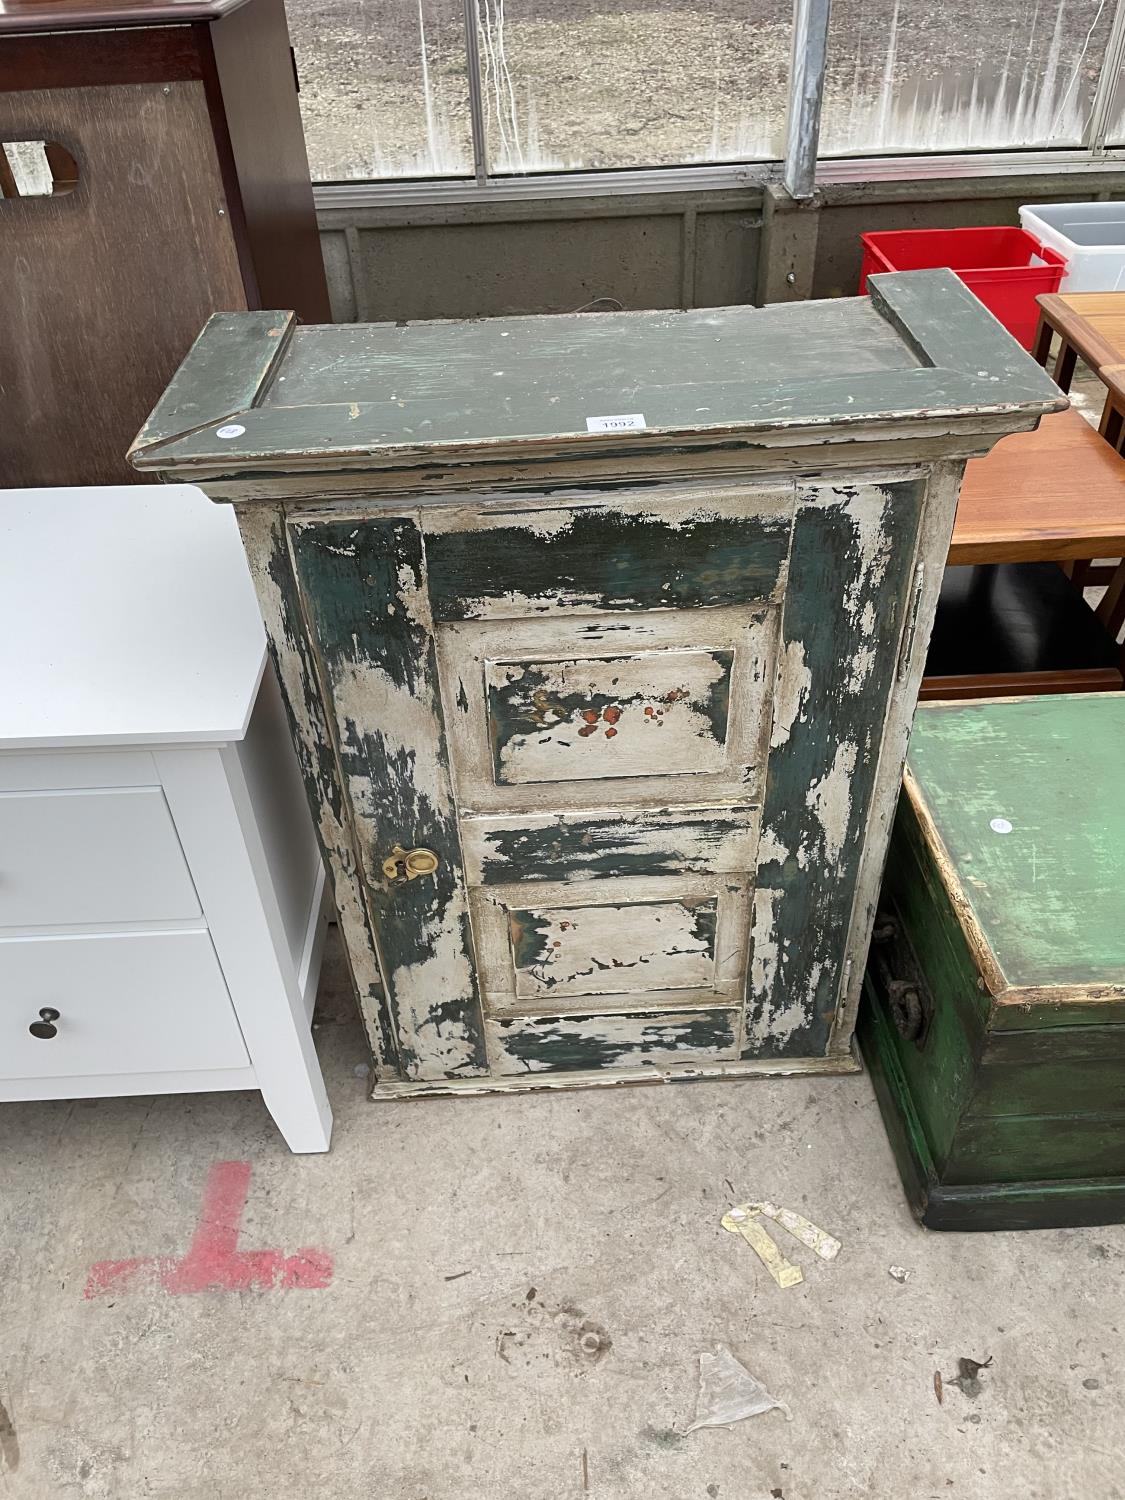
top-left (130, 270), bottom-right (1066, 480)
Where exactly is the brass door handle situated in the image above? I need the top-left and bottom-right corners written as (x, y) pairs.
top-left (381, 844), bottom-right (440, 882)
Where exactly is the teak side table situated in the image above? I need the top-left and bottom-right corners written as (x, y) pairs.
top-left (133, 269), bottom-right (1064, 1098)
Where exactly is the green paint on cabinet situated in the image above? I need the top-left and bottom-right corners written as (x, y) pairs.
top-left (133, 271), bottom-right (1063, 1097)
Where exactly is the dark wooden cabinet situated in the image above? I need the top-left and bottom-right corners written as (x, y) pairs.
top-left (132, 271), bottom-right (1063, 1099)
top-left (0, 0), bottom-right (329, 487)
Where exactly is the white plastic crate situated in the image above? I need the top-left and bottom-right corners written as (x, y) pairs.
top-left (1020, 202), bottom-right (1125, 293)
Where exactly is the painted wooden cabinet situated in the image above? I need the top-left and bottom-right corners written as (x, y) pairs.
top-left (132, 270), bottom-right (1064, 1097)
top-left (861, 693), bottom-right (1125, 1231)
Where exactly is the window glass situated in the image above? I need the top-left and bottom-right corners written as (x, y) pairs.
top-left (290, 0), bottom-right (474, 179)
top-left (1108, 66), bottom-right (1125, 142)
top-left (474, 0), bottom-right (789, 173)
top-left (820, 0), bottom-right (1114, 155)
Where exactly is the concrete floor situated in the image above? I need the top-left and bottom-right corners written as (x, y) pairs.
top-left (2, 930), bottom-right (1124, 1500)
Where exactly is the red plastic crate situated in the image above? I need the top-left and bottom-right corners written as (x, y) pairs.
top-left (859, 227), bottom-right (1067, 350)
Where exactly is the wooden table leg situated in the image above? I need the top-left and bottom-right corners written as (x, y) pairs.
top-left (1032, 311), bottom-right (1054, 368)
top-left (1054, 339), bottom-right (1078, 393)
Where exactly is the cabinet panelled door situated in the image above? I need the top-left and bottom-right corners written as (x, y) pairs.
top-left (287, 473), bottom-right (924, 1085)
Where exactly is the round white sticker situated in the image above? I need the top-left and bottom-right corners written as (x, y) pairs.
top-left (989, 817), bottom-right (1013, 835)
top-left (215, 423), bottom-right (246, 440)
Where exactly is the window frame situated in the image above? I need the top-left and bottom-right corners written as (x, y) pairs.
top-left (306, 0), bottom-right (1125, 204)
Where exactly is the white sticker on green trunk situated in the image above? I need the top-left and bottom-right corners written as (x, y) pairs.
top-left (586, 413), bottom-right (647, 432)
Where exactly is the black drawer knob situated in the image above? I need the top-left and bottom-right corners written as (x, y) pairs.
top-left (29, 1007), bottom-right (60, 1040)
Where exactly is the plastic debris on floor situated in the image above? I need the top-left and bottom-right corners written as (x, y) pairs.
top-left (721, 1199), bottom-right (842, 1288)
top-left (681, 1345), bottom-right (793, 1433)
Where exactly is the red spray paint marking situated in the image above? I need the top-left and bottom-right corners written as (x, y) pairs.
top-left (84, 1161), bottom-right (333, 1299)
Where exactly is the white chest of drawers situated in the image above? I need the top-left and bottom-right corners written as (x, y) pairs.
top-left (0, 485), bottom-right (333, 1152)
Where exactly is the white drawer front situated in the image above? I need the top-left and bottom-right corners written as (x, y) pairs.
top-left (0, 931), bottom-right (249, 1079)
top-left (0, 787), bottom-right (200, 929)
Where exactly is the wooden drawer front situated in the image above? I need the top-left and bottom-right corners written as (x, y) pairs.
top-left (439, 606), bottom-right (778, 815)
top-left (0, 787), bottom-right (200, 930)
top-left (0, 931), bottom-right (249, 1080)
top-left (486, 1007), bottom-right (739, 1076)
top-left (471, 874), bottom-right (752, 1016)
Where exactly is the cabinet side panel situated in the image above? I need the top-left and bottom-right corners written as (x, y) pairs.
top-left (744, 475), bottom-right (925, 1058)
top-left (237, 505), bottom-right (396, 1074)
top-left (828, 461), bottom-right (966, 1054)
top-left (234, 661), bottom-right (323, 977)
top-left (289, 514), bottom-right (489, 1081)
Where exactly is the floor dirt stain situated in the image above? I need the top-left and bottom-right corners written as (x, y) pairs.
top-left (0, 1398), bottom-right (18, 1473)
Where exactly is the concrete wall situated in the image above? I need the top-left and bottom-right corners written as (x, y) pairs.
top-left (318, 171), bottom-right (1125, 322)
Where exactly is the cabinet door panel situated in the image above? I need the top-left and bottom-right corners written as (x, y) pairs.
top-left (289, 471), bottom-right (923, 1083)
top-left (485, 647), bottom-right (734, 785)
top-left (438, 605), bottom-right (778, 815)
top-left (471, 873), bottom-right (752, 1015)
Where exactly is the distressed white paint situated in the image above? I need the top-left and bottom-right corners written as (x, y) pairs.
top-left (422, 485), bottom-right (795, 618)
top-left (327, 654), bottom-right (450, 815)
top-left (438, 603), bottom-right (779, 816)
top-left (835, 485), bottom-right (895, 694)
top-left (748, 885), bottom-right (782, 1001)
top-left (510, 897), bottom-right (718, 1000)
top-left (460, 803), bottom-right (761, 885)
top-left (471, 872), bottom-right (752, 1015)
top-left (487, 1009), bottom-right (740, 1076)
top-left (487, 647), bottom-right (733, 785)
top-left (287, 523), bottom-right (488, 1082)
top-left (241, 507), bottom-right (390, 1071)
top-left (769, 638), bottom-right (812, 749)
top-left (827, 461), bottom-right (968, 1057)
top-left (369, 1050), bottom-right (859, 1098)
top-left (389, 898), bottom-right (483, 1075)
top-left (805, 739), bottom-right (859, 864)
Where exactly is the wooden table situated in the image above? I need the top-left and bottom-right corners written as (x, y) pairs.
top-left (1033, 292), bottom-right (1125, 388)
top-left (951, 405), bottom-right (1125, 563)
top-left (926, 404), bottom-right (1125, 701)
top-left (1033, 293), bottom-right (1125, 455)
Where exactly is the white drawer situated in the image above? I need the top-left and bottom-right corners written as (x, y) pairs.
top-left (0, 786), bottom-right (200, 929)
top-left (0, 930), bottom-right (250, 1079)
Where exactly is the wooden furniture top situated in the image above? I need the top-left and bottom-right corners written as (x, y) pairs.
top-left (906, 693), bottom-right (1125, 988)
top-left (0, 485), bottom-right (266, 748)
top-left (1036, 291), bottom-right (1125, 371)
top-left (131, 271), bottom-right (1066, 479)
top-left (951, 405), bottom-right (1125, 564)
top-left (0, 0), bottom-right (249, 32)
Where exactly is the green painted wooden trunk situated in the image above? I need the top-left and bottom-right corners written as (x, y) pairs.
top-left (131, 269), bottom-right (1062, 1098)
top-left (861, 693), bottom-right (1125, 1230)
